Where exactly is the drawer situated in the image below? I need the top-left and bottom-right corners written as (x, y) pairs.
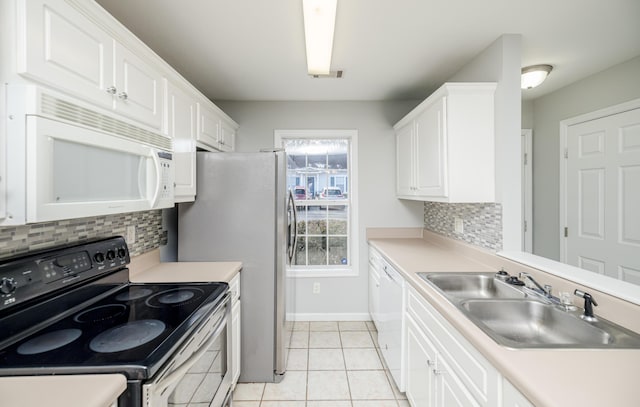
top-left (407, 287), bottom-right (499, 406)
top-left (229, 274), bottom-right (240, 303)
top-left (368, 246), bottom-right (383, 269)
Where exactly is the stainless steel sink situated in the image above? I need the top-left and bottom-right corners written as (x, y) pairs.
top-left (418, 272), bottom-right (526, 300)
top-left (418, 272), bottom-right (640, 349)
top-left (460, 299), bottom-right (613, 348)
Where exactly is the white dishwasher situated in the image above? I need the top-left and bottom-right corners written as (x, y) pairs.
top-left (377, 258), bottom-right (405, 391)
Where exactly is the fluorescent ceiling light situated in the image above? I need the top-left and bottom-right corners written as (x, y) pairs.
top-left (521, 64), bottom-right (553, 89)
top-left (302, 0), bottom-right (337, 75)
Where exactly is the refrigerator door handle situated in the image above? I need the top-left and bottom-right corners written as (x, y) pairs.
top-left (287, 190), bottom-right (298, 264)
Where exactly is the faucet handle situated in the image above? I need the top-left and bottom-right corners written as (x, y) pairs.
top-left (574, 289), bottom-right (598, 321)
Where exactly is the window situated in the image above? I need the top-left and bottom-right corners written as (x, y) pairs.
top-left (276, 130), bottom-right (358, 277)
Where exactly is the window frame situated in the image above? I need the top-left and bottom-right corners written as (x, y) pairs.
top-left (275, 129), bottom-right (359, 278)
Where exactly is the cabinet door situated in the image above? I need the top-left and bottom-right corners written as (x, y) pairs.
top-left (197, 103), bottom-right (221, 151)
top-left (368, 265), bottom-right (381, 332)
top-left (406, 316), bottom-right (436, 407)
top-left (396, 121), bottom-right (414, 196)
top-left (415, 98), bottom-right (447, 197)
top-left (232, 299), bottom-right (241, 385)
top-left (167, 82), bottom-right (197, 202)
top-left (435, 356), bottom-right (480, 407)
top-left (18, 0), bottom-right (114, 110)
top-left (503, 379), bottom-right (534, 407)
top-left (219, 119), bottom-right (236, 152)
top-left (114, 42), bottom-right (164, 130)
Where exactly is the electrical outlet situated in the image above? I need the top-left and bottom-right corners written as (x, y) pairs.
top-left (313, 282), bottom-right (320, 294)
top-left (454, 217), bottom-right (464, 234)
top-left (126, 225), bottom-right (136, 244)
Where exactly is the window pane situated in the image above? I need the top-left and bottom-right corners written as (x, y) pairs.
top-left (308, 237), bottom-right (327, 265)
top-left (307, 215), bottom-right (326, 235)
top-left (295, 237), bottom-right (306, 265)
top-left (328, 208), bottom-right (348, 234)
top-left (328, 237), bottom-right (348, 265)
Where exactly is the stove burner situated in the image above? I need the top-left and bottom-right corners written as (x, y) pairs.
top-left (17, 329), bottom-right (82, 355)
top-left (74, 304), bottom-right (127, 323)
top-left (89, 319), bottom-right (166, 353)
top-left (146, 288), bottom-right (204, 308)
top-left (115, 287), bottom-right (153, 302)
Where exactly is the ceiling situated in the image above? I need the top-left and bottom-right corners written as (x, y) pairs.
top-left (96, 0), bottom-right (640, 102)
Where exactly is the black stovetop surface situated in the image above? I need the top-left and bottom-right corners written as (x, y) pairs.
top-left (0, 280), bottom-right (228, 379)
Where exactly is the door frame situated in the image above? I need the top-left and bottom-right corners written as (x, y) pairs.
top-left (521, 129), bottom-right (533, 253)
top-left (559, 98), bottom-right (640, 262)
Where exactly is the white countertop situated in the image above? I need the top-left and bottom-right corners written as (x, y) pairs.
top-left (128, 248), bottom-right (242, 283)
top-left (0, 374), bottom-right (126, 407)
top-left (369, 230), bottom-right (640, 407)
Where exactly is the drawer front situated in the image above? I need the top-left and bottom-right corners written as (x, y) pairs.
top-left (229, 274), bottom-right (240, 303)
top-left (407, 287), bottom-right (499, 406)
top-left (368, 246), bottom-right (383, 269)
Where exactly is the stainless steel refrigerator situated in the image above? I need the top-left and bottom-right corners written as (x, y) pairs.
top-left (177, 150), bottom-right (296, 383)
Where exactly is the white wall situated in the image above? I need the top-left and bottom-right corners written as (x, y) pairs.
top-left (216, 100), bottom-right (424, 317)
top-left (530, 55), bottom-right (640, 260)
top-left (446, 34), bottom-right (523, 251)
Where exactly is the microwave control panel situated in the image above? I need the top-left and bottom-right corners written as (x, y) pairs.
top-left (157, 152), bottom-right (174, 207)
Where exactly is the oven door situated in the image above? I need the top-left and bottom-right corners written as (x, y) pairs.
top-left (143, 295), bottom-right (232, 407)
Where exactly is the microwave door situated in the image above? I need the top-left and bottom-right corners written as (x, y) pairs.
top-left (26, 116), bottom-right (161, 222)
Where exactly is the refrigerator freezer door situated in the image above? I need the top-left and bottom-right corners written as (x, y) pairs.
top-left (178, 151), bottom-right (286, 383)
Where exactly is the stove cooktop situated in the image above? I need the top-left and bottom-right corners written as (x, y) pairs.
top-left (0, 281), bottom-right (228, 379)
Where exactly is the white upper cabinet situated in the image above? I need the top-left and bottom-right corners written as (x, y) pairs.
top-left (394, 83), bottom-right (496, 202)
top-left (167, 81), bottom-right (197, 202)
top-left (113, 42), bottom-right (164, 130)
top-left (197, 102), bottom-right (238, 152)
top-left (17, 0), bottom-right (115, 111)
top-left (17, 0), bottom-right (164, 131)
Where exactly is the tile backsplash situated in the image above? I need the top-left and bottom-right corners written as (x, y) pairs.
top-left (0, 210), bottom-right (163, 260)
top-left (423, 202), bottom-right (502, 251)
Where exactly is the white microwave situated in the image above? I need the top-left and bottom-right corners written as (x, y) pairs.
top-left (2, 85), bottom-right (174, 225)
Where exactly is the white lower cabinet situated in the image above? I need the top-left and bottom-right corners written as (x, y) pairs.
top-left (405, 286), bottom-right (499, 407)
top-left (503, 378), bottom-right (534, 407)
top-left (229, 274), bottom-right (241, 386)
top-left (368, 247), bottom-right (383, 330)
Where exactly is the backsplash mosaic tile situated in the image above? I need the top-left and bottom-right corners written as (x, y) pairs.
top-left (0, 210), bottom-right (163, 260)
top-left (423, 202), bottom-right (502, 251)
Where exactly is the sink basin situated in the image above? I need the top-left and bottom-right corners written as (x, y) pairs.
top-left (460, 299), bottom-right (613, 348)
top-left (418, 272), bottom-right (526, 300)
top-left (418, 272), bottom-right (640, 349)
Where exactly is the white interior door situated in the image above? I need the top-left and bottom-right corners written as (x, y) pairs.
top-left (565, 107), bottom-right (640, 284)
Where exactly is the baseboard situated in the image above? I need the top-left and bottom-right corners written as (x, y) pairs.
top-left (287, 312), bottom-right (371, 321)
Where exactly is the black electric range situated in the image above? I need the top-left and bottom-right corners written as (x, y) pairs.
top-left (0, 237), bottom-right (228, 381)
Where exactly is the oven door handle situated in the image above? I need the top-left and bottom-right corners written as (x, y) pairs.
top-left (151, 302), bottom-right (228, 397)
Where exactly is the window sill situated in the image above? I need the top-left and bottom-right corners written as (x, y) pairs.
top-left (287, 267), bottom-right (358, 278)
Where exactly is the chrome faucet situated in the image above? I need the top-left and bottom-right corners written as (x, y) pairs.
top-left (518, 272), bottom-right (550, 296)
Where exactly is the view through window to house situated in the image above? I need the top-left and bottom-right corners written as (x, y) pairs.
top-left (283, 138), bottom-right (351, 270)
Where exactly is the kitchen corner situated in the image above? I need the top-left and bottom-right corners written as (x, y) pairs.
top-left (368, 228), bottom-right (640, 407)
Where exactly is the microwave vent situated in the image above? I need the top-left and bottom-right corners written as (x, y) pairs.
top-left (40, 94), bottom-right (171, 151)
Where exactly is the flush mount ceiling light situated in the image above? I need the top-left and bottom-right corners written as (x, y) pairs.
top-left (302, 0), bottom-right (338, 76)
top-left (521, 64), bottom-right (553, 89)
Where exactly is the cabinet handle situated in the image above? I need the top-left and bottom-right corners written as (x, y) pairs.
top-left (433, 368), bottom-right (444, 376)
top-left (426, 359), bottom-right (435, 367)
top-left (106, 86), bottom-right (117, 95)
top-left (118, 91), bottom-right (128, 100)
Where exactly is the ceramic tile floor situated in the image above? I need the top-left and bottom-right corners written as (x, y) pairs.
top-left (233, 321), bottom-right (410, 407)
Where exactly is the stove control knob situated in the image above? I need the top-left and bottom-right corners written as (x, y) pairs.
top-left (106, 250), bottom-right (116, 261)
top-left (94, 252), bottom-right (105, 263)
top-left (117, 248), bottom-right (126, 259)
top-left (0, 278), bottom-right (17, 295)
